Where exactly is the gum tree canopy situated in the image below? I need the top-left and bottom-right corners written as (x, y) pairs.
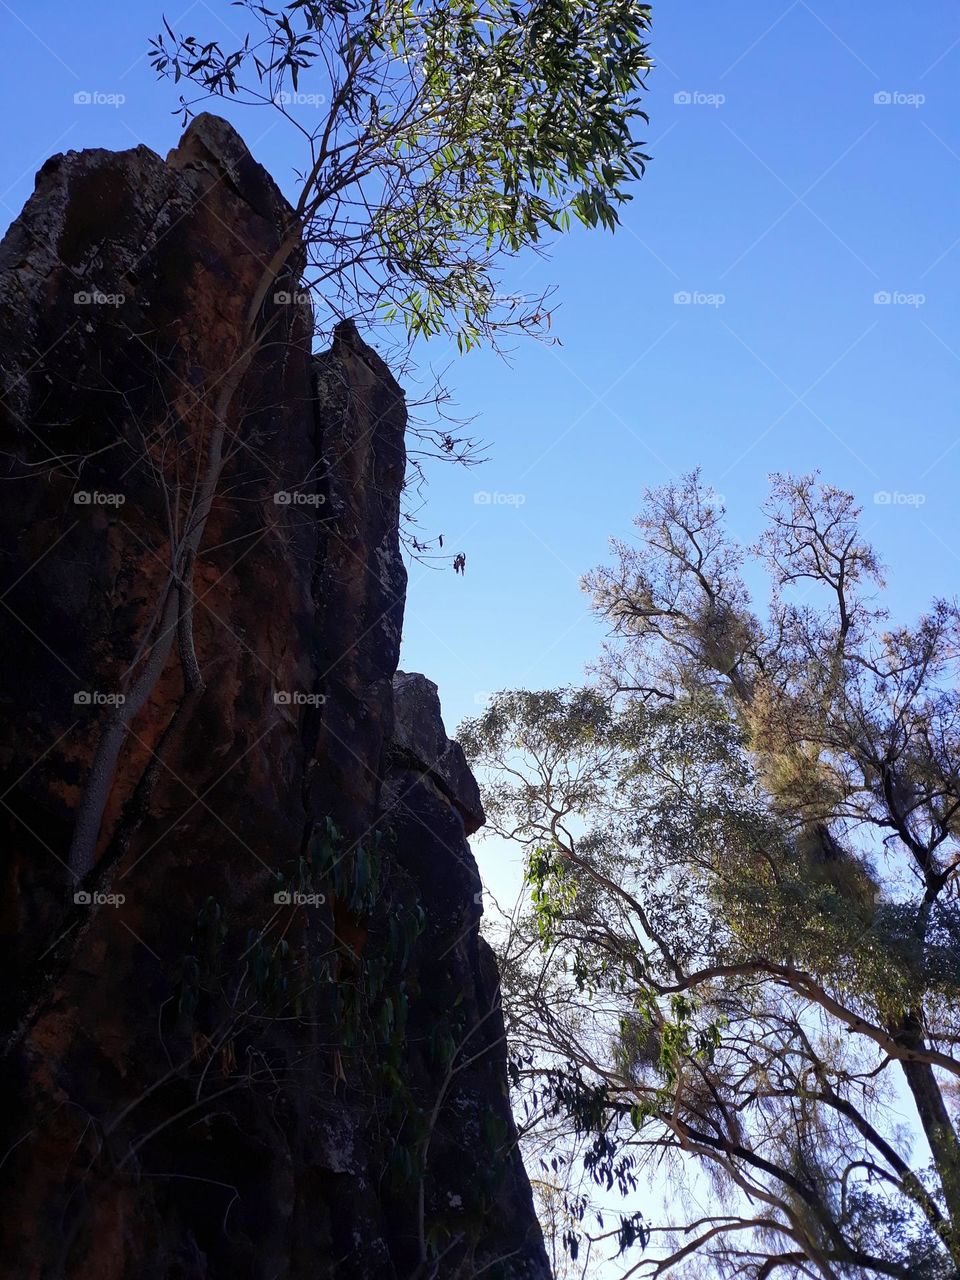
top-left (462, 474), bottom-right (960, 1279)
top-left (151, 0), bottom-right (653, 349)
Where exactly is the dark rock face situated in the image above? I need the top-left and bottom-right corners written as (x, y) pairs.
top-left (0, 116), bottom-right (548, 1280)
top-left (391, 672), bottom-right (486, 836)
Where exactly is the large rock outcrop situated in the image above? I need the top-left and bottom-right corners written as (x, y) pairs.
top-left (0, 115), bottom-right (548, 1280)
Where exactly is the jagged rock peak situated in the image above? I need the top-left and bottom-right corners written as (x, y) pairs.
top-left (167, 111), bottom-right (294, 224)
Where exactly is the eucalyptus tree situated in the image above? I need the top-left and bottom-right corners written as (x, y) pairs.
top-left (151, 0), bottom-right (653, 349)
top-left (64, 0), bottom-right (653, 880)
top-left (462, 474), bottom-right (960, 1278)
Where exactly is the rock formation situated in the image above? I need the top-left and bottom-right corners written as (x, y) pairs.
top-left (0, 115), bottom-right (549, 1280)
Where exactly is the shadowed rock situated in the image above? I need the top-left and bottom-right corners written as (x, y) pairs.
top-left (391, 671), bottom-right (486, 836)
top-left (0, 115), bottom-right (548, 1280)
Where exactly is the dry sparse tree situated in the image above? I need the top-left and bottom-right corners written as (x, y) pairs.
top-left (462, 473), bottom-right (960, 1279)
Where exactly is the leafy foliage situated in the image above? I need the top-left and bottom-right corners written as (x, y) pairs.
top-left (150, 0), bottom-right (652, 349)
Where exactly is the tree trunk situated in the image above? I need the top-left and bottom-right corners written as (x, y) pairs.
top-left (897, 1013), bottom-right (960, 1270)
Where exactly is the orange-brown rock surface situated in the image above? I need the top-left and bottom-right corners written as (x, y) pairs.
top-left (0, 115), bottom-right (548, 1280)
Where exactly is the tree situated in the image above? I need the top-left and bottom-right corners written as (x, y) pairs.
top-left (461, 473), bottom-right (960, 1279)
top-left (59, 0), bottom-right (653, 880)
top-left (150, 0), bottom-right (652, 350)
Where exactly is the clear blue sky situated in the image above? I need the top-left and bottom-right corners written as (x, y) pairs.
top-left (2, 2), bottom-right (958, 1267)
